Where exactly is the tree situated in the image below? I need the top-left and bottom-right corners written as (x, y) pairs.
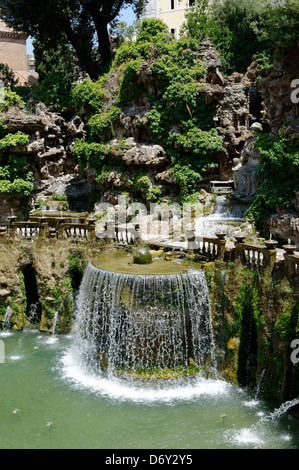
top-left (182, 0), bottom-right (264, 73)
top-left (0, 0), bottom-right (148, 79)
top-left (33, 34), bottom-right (74, 90)
top-left (252, 0), bottom-right (299, 57)
top-left (0, 63), bottom-right (19, 88)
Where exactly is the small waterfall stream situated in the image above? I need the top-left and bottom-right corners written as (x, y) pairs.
top-left (3, 306), bottom-right (12, 330)
top-left (195, 195), bottom-right (249, 237)
top-left (72, 262), bottom-right (217, 382)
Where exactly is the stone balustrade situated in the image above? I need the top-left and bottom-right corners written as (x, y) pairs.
top-left (185, 231), bottom-right (226, 260)
top-left (102, 221), bottom-right (142, 245)
top-left (1, 216), bottom-right (298, 280)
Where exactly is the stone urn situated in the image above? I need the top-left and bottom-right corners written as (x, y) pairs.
top-left (282, 244), bottom-right (297, 255)
top-left (234, 234), bottom-right (246, 244)
top-left (264, 240), bottom-right (278, 250)
top-left (215, 232), bottom-right (227, 240)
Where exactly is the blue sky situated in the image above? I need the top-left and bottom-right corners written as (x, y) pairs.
top-left (27, 6), bottom-right (136, 55)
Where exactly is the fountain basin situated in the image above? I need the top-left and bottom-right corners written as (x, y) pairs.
top-left (92, 248), bottom-right (201, 275)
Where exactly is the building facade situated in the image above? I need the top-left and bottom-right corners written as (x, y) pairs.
top-left (0, 18), bottom-right (37, 85)
top-left (140, 0), bottom-right (196, 39)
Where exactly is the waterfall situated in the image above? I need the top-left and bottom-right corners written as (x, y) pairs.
top-left (52, 311), bottom-right (59, 335)
top-left (3, 306), bottom-right (12, 330)
top-left (73, 263), bottom-right (217, 379)
top-left (255, 368), bottom-right (266, 397)
top-left (195, 195), bottom-right (249, 237)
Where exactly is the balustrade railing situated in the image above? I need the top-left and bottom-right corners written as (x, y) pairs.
top-left (1, 216), bottom-right (298, 280)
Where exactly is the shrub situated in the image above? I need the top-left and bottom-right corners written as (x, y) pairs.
top-left (118, 59), bottom-right (143, 106)
top-left (72, 78), bottom-right (107, 116)
top-left (246, 131), bottom-right (299, 224)
top-left (72, 139), bottom-right (107, 172)
top-left (0, 88), bottom-right (25, 112)
top-left (87, 106), bottom-right (121, 142)
top-left (38, 73), bottom-right (70, 111)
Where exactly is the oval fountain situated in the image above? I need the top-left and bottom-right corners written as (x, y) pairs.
top-left (63, 247), bottom-right (222, 401)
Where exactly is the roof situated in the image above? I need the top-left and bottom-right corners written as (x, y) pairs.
top-left (0, 19), bottom-right (27, 39)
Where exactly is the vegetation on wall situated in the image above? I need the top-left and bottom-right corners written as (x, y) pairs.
top-left (246, 131), bottom-right (299, 225)
top-left (0, 120), bottom-right (33, 197)
top-left (71, 19), bottom-right (223, 203)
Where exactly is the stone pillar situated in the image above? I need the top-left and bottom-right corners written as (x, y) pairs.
top-left (87, 220), bottom-right (96, 243)
top-left (282, 244), bottom-right (298, 278)
top-left (8, 222), bottom-right (18, 241)
top-left (105, 221), bottom-right (115, 244)
top-left (215, 232), bottom-right (227, 260)
top-left (234, 235), bottom-right (246, 263)
top-left (39, 222), bottom-right (49, 240)
top-left (263, 240), bottom-right (278, 270)
top-left (57, 223), bottom-right (66, 240)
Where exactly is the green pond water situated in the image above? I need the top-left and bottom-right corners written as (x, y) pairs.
top-left (0, 330), bottom-right (298, 450)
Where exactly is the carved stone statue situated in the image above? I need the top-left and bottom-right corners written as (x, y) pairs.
top-left (233, 122), bottom-right (263, 201)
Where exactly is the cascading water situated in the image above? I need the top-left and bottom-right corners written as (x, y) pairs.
top-left (195, 195), bottom-right (249, 237)
top-left (3, 305), bottom-right (12, 330)
top-left (72, 262), bottom-right (216, 382)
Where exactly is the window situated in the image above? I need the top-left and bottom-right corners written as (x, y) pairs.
top-left (171, 0), bottom-right (175, 9)
top-left (170, 28), bottom-right (176, 36)
top-left (189, 0), bottom-right (195, 6)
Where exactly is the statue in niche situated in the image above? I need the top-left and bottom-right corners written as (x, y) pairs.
top-left (232, 122), bottom-right (263, 201)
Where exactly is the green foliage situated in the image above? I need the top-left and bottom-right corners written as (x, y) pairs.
top-left (171, 165), bottom-right (202, 202)
top-left (252, 0), bottom-right (299, 57)
top-left (234, 278), bottom-right (261, 386)
top-left (0, 128), bottom-right (33, 196)
top-left (118, 59), bottom-right (143, 106)
top-left (136, 18), bottom-right (169, 43)
top-left (246, 131), bottom-right (299, 224)
top-left (0, 63), bottom-right (19, 88)
top-left (209, 0), bottom-right (263, 73)
top-left (0, 131), bottom-right (30, 151)
top-left (38, 73), bottom-right (71, 112)
top-left (95, 164), bottom-right (114, 188)
top-left (72, 139), bottom-right (107, 172)
top-left (70, 18), bottom-right (223, 203)
top-left (0, 178), bottom-right (33, 196)
top-left (275, 300), bottom-right (299, 344)
top-left (87, 106), bottom-right (121, 142)
top-left (0, 88), bottom-right (25, 112)
top-left (33, 34), bottom-right (74, 89)
top-left (182, 0), bottom-right (234, 72)
top-left (72, 78), bottom-right (107, 116)
top-left (167, 128), bottom-right (223, 173)
top-left (0, 0), bottom-right (149, 79)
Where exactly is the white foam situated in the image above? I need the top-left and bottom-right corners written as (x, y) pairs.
top-left (243, 400), bottom-right (260, 408)
top-left (229, 428), bottom-right (265, 446)
top-left (60, 349), bottom-right (230, 403)
top-left (9, 355), bottom-right (23, 361)
top-left (0, 331), bottom-right (13, 338)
